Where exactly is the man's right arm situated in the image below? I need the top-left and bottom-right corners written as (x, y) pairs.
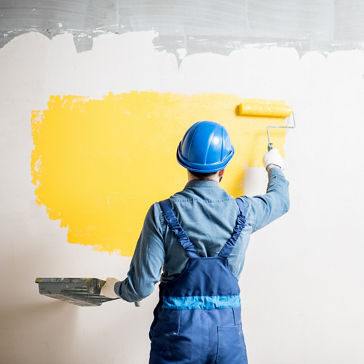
top-left (239, 149), bottom-right (290, 233)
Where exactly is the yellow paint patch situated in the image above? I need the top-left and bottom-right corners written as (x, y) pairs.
top-left (31, 92), bottom-right (286, 256)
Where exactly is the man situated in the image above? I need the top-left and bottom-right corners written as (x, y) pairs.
top-left (101, 120), bottom-right (289, 363)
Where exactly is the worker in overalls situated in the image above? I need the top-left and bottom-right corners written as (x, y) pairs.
top-left (101, 121), bottom-right (289, 363)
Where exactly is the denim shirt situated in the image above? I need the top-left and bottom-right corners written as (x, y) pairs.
top-left (115, 168), bottom-right (289, 302)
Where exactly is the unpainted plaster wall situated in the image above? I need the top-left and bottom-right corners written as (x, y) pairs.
top-left (0, 31), bottom-right (363, 363)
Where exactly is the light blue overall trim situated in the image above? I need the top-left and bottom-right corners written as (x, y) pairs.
top-left (162, 295), bottom-right (241, 310)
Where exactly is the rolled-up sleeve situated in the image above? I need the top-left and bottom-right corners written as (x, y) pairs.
top-left (114, 204), bottom-right (165, 302)
top-left (240, 168), bottom-right (290, 233)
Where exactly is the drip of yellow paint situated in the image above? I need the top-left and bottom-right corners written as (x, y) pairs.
top-left (31, 92), bottom-right (286, 256)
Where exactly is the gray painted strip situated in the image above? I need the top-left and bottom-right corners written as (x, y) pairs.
top-left (0, 0), bottom-right (364, 54)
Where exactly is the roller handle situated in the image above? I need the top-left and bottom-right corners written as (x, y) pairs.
top-left (268, 142), bottom-right (273, 151)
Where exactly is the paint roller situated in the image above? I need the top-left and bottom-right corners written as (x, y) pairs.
top-left (237, 100), bottom-right (296, 150)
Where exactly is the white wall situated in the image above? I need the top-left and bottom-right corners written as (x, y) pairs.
top-left (0, 31), bottom-right (363, 364)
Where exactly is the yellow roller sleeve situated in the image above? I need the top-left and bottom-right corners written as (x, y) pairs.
top-left (238, 100), bottom-right (292, 118)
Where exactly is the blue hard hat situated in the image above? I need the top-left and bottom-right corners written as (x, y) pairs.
top-left (177, 121), bottom-right (234, 173)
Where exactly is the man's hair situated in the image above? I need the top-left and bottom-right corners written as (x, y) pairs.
top-left (188, 170), bottom-right (217, 180)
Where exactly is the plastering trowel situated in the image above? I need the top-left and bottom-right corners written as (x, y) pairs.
top-left (35, 277), bottom-right (119, 306)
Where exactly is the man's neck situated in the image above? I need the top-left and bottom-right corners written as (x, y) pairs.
top-left (187, 176), bottom-right (220, 183)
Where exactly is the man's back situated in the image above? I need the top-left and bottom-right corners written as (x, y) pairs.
top-left (115, 167), bottom-right (289, 302)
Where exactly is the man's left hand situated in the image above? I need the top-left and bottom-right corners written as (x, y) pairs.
top-left (100, 277), bottom-right (120, 298)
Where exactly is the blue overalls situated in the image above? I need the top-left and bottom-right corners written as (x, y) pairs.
top-left (149, 198), bottom-right (248, 364)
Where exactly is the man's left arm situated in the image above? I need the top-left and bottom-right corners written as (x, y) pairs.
top-left (102, 204), bottom-right (165, 302)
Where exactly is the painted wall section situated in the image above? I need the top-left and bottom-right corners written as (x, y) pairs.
top-left (31, 92), bottom-right (286, 255)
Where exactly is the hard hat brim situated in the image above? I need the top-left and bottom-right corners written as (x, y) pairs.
top-left (177, 143), bottom-right (235, 173)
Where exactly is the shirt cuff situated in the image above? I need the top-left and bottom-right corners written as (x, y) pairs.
top-left (268, 166), bottom-right (284, 177)
top-left (114, 281), bottom-right (121, 297)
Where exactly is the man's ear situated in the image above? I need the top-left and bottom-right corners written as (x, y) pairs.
top-left (218, 169), bottom-right (225, 177)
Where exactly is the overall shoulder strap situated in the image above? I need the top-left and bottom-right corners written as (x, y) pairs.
top-left (218, 198), bottom-right (247, 259)
top-left (159, 199), bottom-right (200, 259)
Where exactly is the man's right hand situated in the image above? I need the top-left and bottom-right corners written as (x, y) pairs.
top-left (264, 148), bottom-right (284, 170)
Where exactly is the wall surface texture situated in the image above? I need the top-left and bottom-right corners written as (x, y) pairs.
top-left (0, 15), bottom-right (363, 364)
